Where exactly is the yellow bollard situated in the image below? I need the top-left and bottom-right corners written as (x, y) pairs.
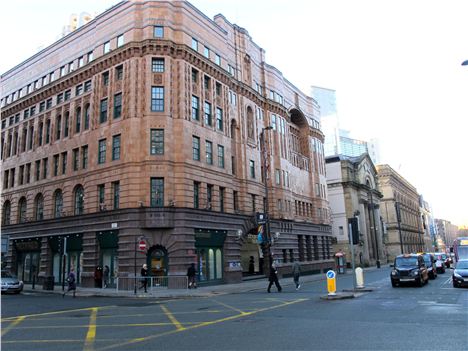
top-left (326, 270), bottom-right (336, 296)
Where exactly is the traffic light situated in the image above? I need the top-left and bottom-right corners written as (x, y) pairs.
top-left (348, 217), bottom-right (359, 245)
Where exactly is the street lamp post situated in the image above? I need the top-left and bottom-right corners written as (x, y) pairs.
top-left (260, 126), bottom-right (273, 274)
top-left (395, 202), bottom-right (404, 254)
top-left (368, 190), bottom-right (380, 268)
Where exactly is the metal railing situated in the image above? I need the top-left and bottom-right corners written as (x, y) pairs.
top-left (115, 276), bottom-right (188, 293)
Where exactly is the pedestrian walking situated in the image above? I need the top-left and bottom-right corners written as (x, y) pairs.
top-left (94, 266), bottom-right (103, 288)
top-left (103, 265), bottom-right (110, 288)
top-left (140, 264), bottom-right (148, 293)
top-left (267, 263), bottom-right (282, 293)
top-left (292, 260), bottom-right (301, 290)
top-left (63, 267), bottom-right (77, 298)
top-left (187, 263), bottom-right (197, 289)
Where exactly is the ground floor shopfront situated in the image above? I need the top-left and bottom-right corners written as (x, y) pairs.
top-left (4, 208), bottom-right (334, 288)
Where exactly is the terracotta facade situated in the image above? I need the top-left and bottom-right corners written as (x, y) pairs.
top-left (1, 1), bottom-right (332, 287)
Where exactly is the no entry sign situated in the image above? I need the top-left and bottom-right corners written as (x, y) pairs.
top-left (138, 240), bottom-right (147, 251)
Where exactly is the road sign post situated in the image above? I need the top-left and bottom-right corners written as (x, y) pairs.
top-left (326, 270), bottom-right (336, 296)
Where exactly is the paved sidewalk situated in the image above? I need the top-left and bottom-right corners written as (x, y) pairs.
top-left (22, 266), bottom-right (383, 299)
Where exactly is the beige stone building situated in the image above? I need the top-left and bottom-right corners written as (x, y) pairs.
top-left (326, 154), bottom-right (386, 268)
top-left (376, 164), bottom-right (424, 261)
top-left (0, 1), bottom-right (332, 287)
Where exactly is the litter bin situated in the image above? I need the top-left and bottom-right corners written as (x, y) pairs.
top-left (43, 276), bottom-right (54, 290)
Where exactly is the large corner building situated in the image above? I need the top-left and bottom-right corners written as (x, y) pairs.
top-left (1, 0), bottom-right (332, 287)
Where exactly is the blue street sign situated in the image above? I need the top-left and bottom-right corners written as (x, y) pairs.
top-left (326, 270), bottom-right (336, 279)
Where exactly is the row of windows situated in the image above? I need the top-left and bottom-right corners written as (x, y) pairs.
top-left (192, 136), bottom-right (225, 168)
top-left (1, 27), bottom-right (131, 108)
top-left (190, 95), bottom-right (224, 131)
top-left (1, 181), bottom-right (120, 225)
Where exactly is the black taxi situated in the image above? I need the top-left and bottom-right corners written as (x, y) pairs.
top-left (390, 254), bottom-right (429, 287)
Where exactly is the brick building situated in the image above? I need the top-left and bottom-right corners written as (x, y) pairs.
top-left (1, 0), bottom-right (332, 287)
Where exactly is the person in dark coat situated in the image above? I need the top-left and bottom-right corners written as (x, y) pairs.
top-left (187, 263), bottom-right (197, 289)
top-left (267, 263), bottom-right (282, 293)
top-left (140, 264), bottom-right (148, 293)
top-left (103, 265), bottom-right (110, 288)
top-left (292, 260), bottom-right (301, 290)
top-left (94, 266), bottom-right (103, 288)
top-left (63, 267), bottom-right (77, 298)
top-left (249, 256), bottom-right (255, 274)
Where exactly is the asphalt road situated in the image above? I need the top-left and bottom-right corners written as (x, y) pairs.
top-left (2, 267), bottom-right (467, 351)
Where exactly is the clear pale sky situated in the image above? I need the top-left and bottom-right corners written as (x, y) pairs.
top-left (1, 0), bottom-right (467, 227)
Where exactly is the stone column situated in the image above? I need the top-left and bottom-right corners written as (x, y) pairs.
top-left (81, 231), bottom-right (98, 287)
top-left (38, 237), bottom-right (52, 284)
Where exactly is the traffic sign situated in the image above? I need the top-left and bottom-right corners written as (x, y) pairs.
top-left (326, 270), bottom-right (336, 295)
top-left (138, 240), bottom-right (147, 251)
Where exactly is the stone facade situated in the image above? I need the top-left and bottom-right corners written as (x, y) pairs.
top-left (1, 1), bottom-right (332, 287)
top-left (376, 164), bottom-right (424, 261)
top-left (326, 154), bottom-right (386, 268)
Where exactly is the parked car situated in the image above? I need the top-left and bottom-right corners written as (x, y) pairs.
top-left (452, 259), bottom-right (468, 288)
top-left (390, 254), bottom-right (429, 287)
top-left (420, 253), bottom-right (437, 279)
top-left (1, 271), bottom-right (24, 294)
top-left (434, 253), bottom-right (446, 273)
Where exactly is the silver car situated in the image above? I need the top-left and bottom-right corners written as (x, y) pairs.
top-left (1, 271), bottom-right (24, 294)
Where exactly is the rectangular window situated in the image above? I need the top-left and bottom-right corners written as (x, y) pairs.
top-left (3, 170), bottom-right (8, 189)
top-left (38, 122), bottom-right (43, 146)
top-left (61, 152), bottom-right (67, 175)
top-left (9, 168), bottom-right (15, 188)
top-left (60, 66), bottom-right (66, 77)
top-left (98, 184), bottom-right (105, 210)
top-left (271, 114), bottom-right (277, 130)
top-left (192, 68), bottom-right (198, 83)
top-left (100, 98), bottom-right (108, 123)
top-left (191, 38), bottom-right (198, 51)
top-left (73, 148), bottom-right (79, 171)
top-left (250, 160), bottom-right (255, 178)
top-left (113, 92), bottom-right (122, 118)
top-left (150, 129), bottom-right (164, 155)
top-left (216, 82), bottom-right (222, 96)
top-left (205, 140), bottom-right (213, 165)
top-left (68, 61), bottom-right (74, 72)
top-left (204, 76), bottom-right (210, 90)
top-left (57, 93), bottom-right (63, 104)
top-left (251, 194), bottom-right (256, 213)
top-left (24, 109), bottom-right (29, 119)
top-left (35, 160), bottom-right (40, 181)
top-left (64, 113), bottom-right (69, 137)
top-left (98, 139), bottom-right (106, 164)
top-left (55, 115), bottom-right (62, 140)
top-left (87, 51), bottom-right (94, 63)
top-left (64, 90), bottom-right (71, 101)
top-left (50, 71), bottom-right (55, 82)
top-left (46, 98), bottom-right (52, 109)
top-left (217, 145), bottom-right (224, 168)
top-left (81, 145), bottom-right (88, 169)
top-left (30, 106), bottom-right (36, 116)
top-left (151, 86), bottom-right (164, 112)
top-left (84, 80), bottom-right (92, 92)
top-left (28, 126), bottom-right (34, 150)
top-left (152, 58), bottom-right (165, 72)
top-left (78, 56), bottom-right (84, 67)
top-left (112, 181), bottom-right (120, 209)
top-left (75, 85), bottom-right (83, 96)
top-left (116, 65), bottom-right (123, 80)
top-left (45, 120), bottom-right (50, 144)
top-left (191, 95), bottom-right (199, 120)
top-left (204, 102), bottom-right (212, 126)
top-left (204, 46), bottom-right (210, 58)
top-left (104, 41), bottom-right (110, 54)
top-left (154, 26), bottom-right (164, 38)
top-left (193, 181), bottom-right (200, 209)
top-left (233, 190), bottom-right (239, 211)
top-left (75, 107), bottom-right (81, 133)
top-left (117, 34), bottom-right (124, 47)
top-left (207, 184), bottom-right (213, 210)
top-left (216, 107), bottom-right (223, 131)
top-left (215, 53), bottom-right (221, 65)
top-left (219, 187), bottom-right (225, 212)
top-left (150, 178), bottom-right (164, 207)
top-left (103, 71), bottom-right (109, 86)
top-left (192, 136), bottom-right (200, 161)
top-left (53, 154), bottom-right (59, 176)
top-left (19, 165), bottom-right (24, 185)
top-left (84, 105), bottom-right (90, 130)
top-left (112, 134), bottom-right (121, 161)
top-left (39, 101), bottom-right (45, 112)
top-left (26, 163), bottom-right (31, 183)
top-left (275, 169), bottom-right (281, 185)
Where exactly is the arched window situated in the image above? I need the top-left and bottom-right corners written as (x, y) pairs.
top-left (246, 107), bottom-right (254, 139)
top-left (18, 197), bottom-right (27, 223)
top-left (2, 201), bottom-right (11, 225)
top-left (84, 104), bottom-right (90, 130)
top-left (74, 185), bottom-right (84, 215)
top-left (54, 189), bottom-right (63, 218)
top-left (35, 193), bottom-right (44, 220)
top-left (75, 106), bottom-right (82, 133)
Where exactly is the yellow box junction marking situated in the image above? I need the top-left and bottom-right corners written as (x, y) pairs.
top-left (160, 305), bottom-right (185, 331)
top-left (84, 307), bottom-right (98, 351)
